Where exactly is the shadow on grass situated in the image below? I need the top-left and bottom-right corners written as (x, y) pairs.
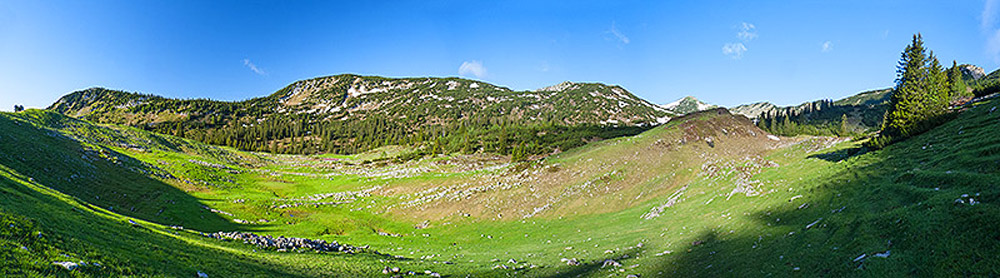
top-left (0, 114), bottom-right (243, 232)
top-left (641, 110), bottom-right (1000, 277)
top-left (807, 146), bottom-right (868, 162)
top-left (458, 249), bottom-right (646, 278)
top-left (0, 169), bottom-right (315, 277)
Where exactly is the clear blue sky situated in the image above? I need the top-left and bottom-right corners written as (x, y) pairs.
top-left (2, 0), bottom-right (999, 111)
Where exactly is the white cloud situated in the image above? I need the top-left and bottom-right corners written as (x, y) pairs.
top-left (539, 61), bottom-right (550, 72)
top-left (723, 22), bottom-right (755, 59)
top-left (458, 60), bottom-right (487, 78)
top-left (988, 29), bottom-right (1000, 62)
top-left (984, 0), bottom-right (998, 30)
top-left (821, 41), bottom-right (833, 52)
top-left (722, 43), bottom-right (748, 59)
top-left (984, 0), bottom-right (1000, 61)
top-left (243, 58), bottom-right (265, 76)
top-left (609, 21), bottom-right (630, 44)
top-left (737, 22), bottom-right (757, 41)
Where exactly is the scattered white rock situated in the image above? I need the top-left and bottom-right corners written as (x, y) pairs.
top-left (873, 250), bottom-right (890, 258)
top-left (561, 258), bottom-right (580, 266)
top-left (805, 218), bottom-right (823, 229)
top-left (602, 259), bottom-right (621, 268)
top-left (205, 231), bottom-right (359, 253)
top-left (52, 261), bottom-right (78, 271)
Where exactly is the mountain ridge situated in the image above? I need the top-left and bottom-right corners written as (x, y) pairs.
top-left (47, 74), bottom-right (680, 155)
top-left (50, 74), bottom-right (678, 126)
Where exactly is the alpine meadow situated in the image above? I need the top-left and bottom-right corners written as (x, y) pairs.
top-left (3, 1), bottom-right (1000, 277)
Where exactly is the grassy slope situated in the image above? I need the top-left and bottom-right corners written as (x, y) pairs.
top-left (3, 100), bottom-right (1000, 277)
top-left (653, 99), bottom-right (1000, 277)
top-left (0, 111), bottom-right (432, 277)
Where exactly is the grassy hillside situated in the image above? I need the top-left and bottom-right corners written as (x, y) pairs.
top-left (3, 99), bottom-right (1000, 276)
top-left (669, 98), bottom-right (1000, 276)
top-left (0, 111), bottom-right (414, 277)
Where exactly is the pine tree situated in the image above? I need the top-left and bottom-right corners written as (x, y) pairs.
top-left (874, 34), bottom-right (952, 148)
top-left (839, 114), bottom-right (850, 136)
top-left (924, 53), bottom-right (949, 117)
top-left (946, 60), bottom-right (969, 99)
top-left (780, 115), bottom-right (792, 136)
top-left (882, 34), bottom-right (928, 138)
top-left (511, 144), bottom-right (529, 162)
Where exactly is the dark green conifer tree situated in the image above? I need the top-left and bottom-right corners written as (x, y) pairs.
top-left (874, 34), bottom-right (951, 148)
top-left (946, 60), bottom-right (969, 99)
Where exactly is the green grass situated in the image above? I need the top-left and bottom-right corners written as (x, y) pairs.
top-left (3, 103), bottom-right (1000, 277)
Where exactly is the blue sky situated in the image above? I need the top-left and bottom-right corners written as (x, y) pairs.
top-left (1, 1), bottom-right (999, 111)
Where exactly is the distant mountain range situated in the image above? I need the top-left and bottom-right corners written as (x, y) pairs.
top-left (50, 76), bottom-right (681, 128)
top-left (725, 64), bottom-right (997, 134)
top-left (45, 64), bottom-right (998, 154)
top-left (47, 75), bottom-right (682, 154)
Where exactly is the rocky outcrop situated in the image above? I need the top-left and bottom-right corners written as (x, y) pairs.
top-left (204, 231), bottom-right (362, 254)
top-left (960, 64), bottom-right (986, 80)
top-left (729, 102), bottom-right (778, 119)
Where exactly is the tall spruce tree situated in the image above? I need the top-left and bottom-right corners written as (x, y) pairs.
top-left (876, 34), bottom-right (951, 147)
top-left (883, 34), bottom-right (928, 138)
top-left (839, 114), bottom-right (850, 136)
top-left (946, 60), bottom-right (969, 99)
top-left (925, 53), bottom-right (949, 116)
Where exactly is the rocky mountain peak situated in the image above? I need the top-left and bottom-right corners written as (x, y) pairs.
top-left (960, 64), bottom-right (986, 80)
top-left (662, 96), bottom-right (717, 115)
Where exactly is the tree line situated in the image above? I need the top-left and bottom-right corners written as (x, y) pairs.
top-left (145, 112), bottom-right (650, 160)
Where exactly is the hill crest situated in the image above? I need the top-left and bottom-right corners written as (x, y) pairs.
top-left (661, 96), bottom-right (717, 115)
top-left (46, 75), bottom-right (679, 155)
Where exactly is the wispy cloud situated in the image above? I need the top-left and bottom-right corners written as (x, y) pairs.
top-left (821, 41), bottom-right (833, 52)
top-left (722, 43), bottom-right (748, 59)
top-left (538, 61), bottom-right (551, 72)
top-left (737, 22), bottom-right (757, 41)
top-left (723, 22), bottom-right (755, 59)
top-left (984, 0), bottom-right (1000, 61)
top-left (988, 30), bottom-right (1000, 62)
top-left (608, 21), bottom-right (630, 44)
top-left (984, 0), bottom-right (998, 30)
top-left (458, 60), bottom-right (487, 78)
top-left (243, 58), bottom-right (266, 76)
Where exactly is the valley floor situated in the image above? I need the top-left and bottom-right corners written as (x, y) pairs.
top-left (2, 104), bottom-right (1000, 277)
